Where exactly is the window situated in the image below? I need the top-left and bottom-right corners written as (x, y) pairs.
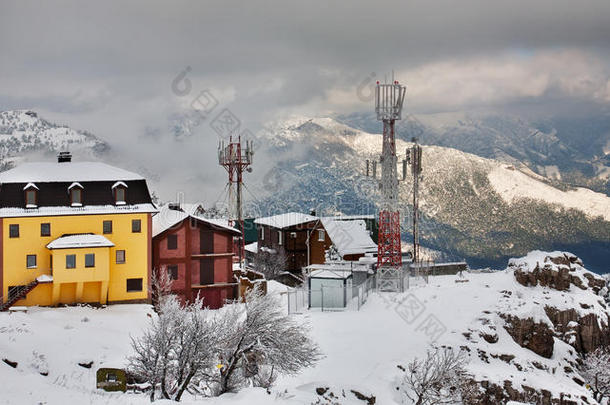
top-left (66, 254), bottom-right (76, 269)
top-left (9, 224), bottom-right (19, 238)
top-left (103, 220), bottom-right (112, 234)
top-left (85, 254), bottom-right (95, 268)
top-left (167, 234), bottom-right (178, 250)
top-left (132, 219), bottom-right (141, 233)
top-left (126, 278), bottom-right (143, 292)
top-left (70, 187), bottom-right (82, 206)
top-left (112, 182), bottom-right (128, 205)
top-left (116, 250), bottom-right (125, 264)
top-left (260, 227), bottom-right (264, 241)
top-left (167, 265), bottom-right (178, 280)
top-left (278, 230), bottom-right (283, 245)
top-left (25, 189), bottom-right (37, 208)
top-left (318, 229), bottom-right (325, 242)
top-left (199, 259), bottom-right (214, 285)
top-left (290, 232), bottom-right (297, 238)
top-left (106, 373), bottom-right (117, 382)
top-left (40, 223), bottom-right (51, 237)
top-left (26, 254), bottom-right (37, 269)
top-left (114, 187), bottom-right (126, 204)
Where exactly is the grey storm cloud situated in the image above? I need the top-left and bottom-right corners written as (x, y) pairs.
top-left (0, 0), bottom-right (609, 201)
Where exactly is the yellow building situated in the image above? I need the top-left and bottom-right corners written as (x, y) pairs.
top-left (0, 153), bottom-right (157, 308)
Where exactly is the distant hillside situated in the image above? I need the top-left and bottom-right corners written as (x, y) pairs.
top-left (338, 111), bottom-right (610, 196)
top-left (0, 110), bottom-right (109, 167)
top-left (250, 117), bottom-right (610, 273)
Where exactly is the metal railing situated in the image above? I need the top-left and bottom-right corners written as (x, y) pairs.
top-left (286, 277), bottom-right (376, 314)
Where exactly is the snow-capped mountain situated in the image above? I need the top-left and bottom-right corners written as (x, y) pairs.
top-left (251, 117), bottom-right (610, 273)
top-left (338, 111), bottom-right (610, 196)
top-left (0, 110), bottom-right (109, 167)
top-left (0, 109), bottom-right (607, 273)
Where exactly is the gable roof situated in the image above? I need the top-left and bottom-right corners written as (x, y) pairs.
top-left (152, 203), bottom-right (239, 237)
top-left (254, 212), bottom-right (318, 229)
top-left (0, 162), bottom-right (144, 183)
top-left (47, 234), bottom-right (115, 249)
top-left (321, 218), bottom-right (377, 257)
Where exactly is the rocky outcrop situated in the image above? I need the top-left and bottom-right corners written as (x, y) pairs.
top-left (471, 379), bottom-right (586, 405)
top-left (469, 251), bottom-right (609, 404)
top-left (544, 307), bottom-right (610, 354)
top-left (501, 314), bottom-right (555, 358)
top-left (510, 251), bottom-right (606, 294)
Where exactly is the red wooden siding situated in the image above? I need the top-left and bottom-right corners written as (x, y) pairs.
top-left (153, 218), bottom-right (236, 309)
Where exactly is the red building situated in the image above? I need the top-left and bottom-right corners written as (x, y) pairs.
top-left (152, 203), bottom-right (240, 309)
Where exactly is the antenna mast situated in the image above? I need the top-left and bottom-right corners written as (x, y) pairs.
top-left (218, 134), bottom-right (253, 264)
top-left (374, 78), bottom-right (406, 291)
top-left (409, 139), bottom-right (422, 264)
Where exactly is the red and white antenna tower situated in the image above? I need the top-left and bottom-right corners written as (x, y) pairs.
top-left (374, 77), bottom-right (406, 291)
top-left (218, 134), bottom-right (253, 264)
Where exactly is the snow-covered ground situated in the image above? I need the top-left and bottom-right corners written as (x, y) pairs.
top-left (0, 269), bottom-right (601, 404)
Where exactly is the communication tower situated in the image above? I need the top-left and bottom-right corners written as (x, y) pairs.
top-left (373, 79), bottom-right (406, 291)
top-left (218, 135), bottom-right (253, 263)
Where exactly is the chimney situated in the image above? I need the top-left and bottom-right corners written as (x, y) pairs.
top-left (168, 202), bottom-right (182, 211)
top-left (57, 151), bottom-right (72, 163)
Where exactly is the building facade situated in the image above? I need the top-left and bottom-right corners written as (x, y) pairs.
top-left (255, 212), bottom-right (331, 273)
top-left (152, 203), bottom-right (240, 309)
top-left (0, 155), bottom-right (156, 309)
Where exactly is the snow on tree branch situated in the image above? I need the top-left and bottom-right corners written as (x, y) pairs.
top-left (580, 346), bottom-right (610, 404)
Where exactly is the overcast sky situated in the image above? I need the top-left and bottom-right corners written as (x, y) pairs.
top-left (1, 0), bottom-right (609, 201)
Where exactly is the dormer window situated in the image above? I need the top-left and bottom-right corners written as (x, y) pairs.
top-left (23, 183), bottom-right (38, 208)
top-left (68, 182), bottom-right (84, 207)
top-left (112, 181), bottom-right (128, 205)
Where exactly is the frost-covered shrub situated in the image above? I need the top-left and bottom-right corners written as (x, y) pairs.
top-left (211, 286), bottom-right (321, 395)
top-left (128, 286), bottom-right (320, 401)
top-left (397, 347), bottom-right (475, 405)
top-left (579, 346), bottom-right (610, 404)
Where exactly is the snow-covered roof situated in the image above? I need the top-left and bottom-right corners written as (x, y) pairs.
top-left (308, 269), bottom-right (353, 279)
top-left (321, 218), bottom-right (377, 257)
top-left (152, 204), bottom-right (239, 237)
top-left (254, 212), bottom-right (318, 229)
top-left (305, 261), bottom-right (370, 273)
top-left (111, 181), bottom-right (128, 189)
top-left (320, 214), bottom-right (375, 221)
top-left (0, 203), bottom-right (157, 218)
top-left (245, 241), bottom-right (258, 254)
top-left (0, 162), bottom-right (145, 183)
top-left (47, 234), bottom-right (115, 249)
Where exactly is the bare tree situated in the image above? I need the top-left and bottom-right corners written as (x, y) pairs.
top-left (128, 296), bottom-right (219, 401)
top-left (211, 286), bottom-right (321, 395)
top-left (253, 250), bottom-right (288, 281)
top-left (150, 266), bottom-right (173, 313)
top-left (398, 347), bottom-right (473, 405)
top-left (580, 346), bottom-right (610, 403)
top-left (128, 286), bottom-right (320, 401)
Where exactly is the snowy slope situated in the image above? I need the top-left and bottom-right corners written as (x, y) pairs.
top-left (338, 111), bottom-right (610, 196)
top-left (488, 166), bottom-right (610, 221)
top-left (1, 253), bottom-right (606, 404)
top-left (0, 110), bottom-right (108, 164)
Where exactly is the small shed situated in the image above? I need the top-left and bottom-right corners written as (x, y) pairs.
top-left (307, 266), bottom-right (352, 309)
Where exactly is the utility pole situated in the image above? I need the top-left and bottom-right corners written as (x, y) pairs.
top-left (409, 139), bottom-right (422, 264)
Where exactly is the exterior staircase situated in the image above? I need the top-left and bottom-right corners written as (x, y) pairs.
top-left (0, 279), bottom-right (40, 311)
